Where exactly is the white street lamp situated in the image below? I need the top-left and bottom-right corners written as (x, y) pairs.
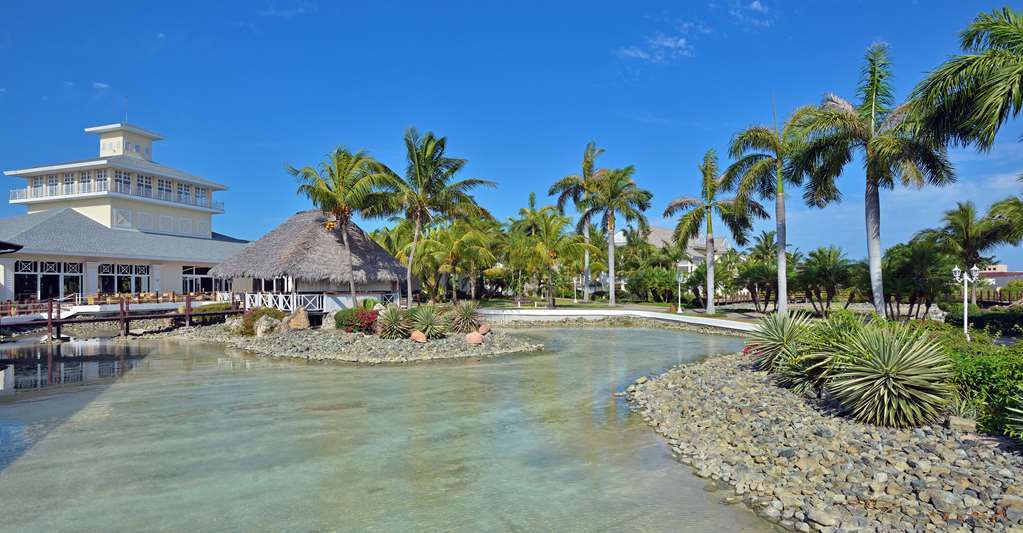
top-left (952, 264), bottom-right (980, 341)
top-left (676, 265), bottom-right (684, 313)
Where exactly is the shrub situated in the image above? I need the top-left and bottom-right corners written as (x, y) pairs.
top-left (948, 343), bottom-right (1023, 434)
top-left (377, 306), bottom-right (411, 339)
top-left (409, 304), bottom-right (447, 339)
top-left (944, 304), bottom-right (1023, 336)
top-left (1007, 397), bottom-right (1023, 439)
top-left (448, 301), bottom-right (482, 333)
top-left (192, 302), bottom-right (234, 325)
top-left (240, 307), bottom-right (286, 336)
top-left (827, 322), bottom-right (953, 428)
top-left (747, 312), bottom-right (813, 372)
top-left (775, 310), bottom-right (865, 395)
top-left (360, 298), bottom-right (379, 309)
top-left (335, 307), bottom-right (378, 333)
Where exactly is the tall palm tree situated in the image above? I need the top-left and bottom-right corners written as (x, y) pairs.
top-left (663, 149), bottom-right (768, 314)
top-left (510, 192), bottom-right (556, 236)
top-left (911, 7), bottom-right (1023, 150)
top-left (549, 141), bottom-right (605, 302)
top-left (528, 211), bottom-right (594, 308)
top-left (377, 127), bottom-right (496, 305)
top-left (914, 201), bottom-right (1014, 304)
top-left (289, 147), bottom-right (391, 306)
top-left (793, 43), bottom-right (955, 316)
top-left (797, 246), bottom-right (851, 316)
top-left (576, 166), bottom-right (652, 305)
top-left (421, 221), bottom-right (495, 302)
top-left (724, 109), bottom-right (810, 315)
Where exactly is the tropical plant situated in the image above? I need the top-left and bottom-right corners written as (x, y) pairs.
top-left (664, 149), bottom-right (768, 314)
top-left (827, 322), bottom-right (953, 427)
top-left (409, 304), bottom-right (448, 339)
top-left (549, 141), bottom-right (605, 301)
top-left (793, 43), bottom-right (955, 317)
top-left (375, 128), bottom-right (496, 304)
top-left (576, 166), bottom-right (653, 305)
top-left (526, 211), bottom-right (594, 307)
top-left (724, 109), bottom-right (811, 314)
top-left (376, 305), bottom-right (411, 339)
top-left (911, 7), bottom-right (1023, 150)
top-left (240, 307), bottom-right (287, 336)
top-left (777, 310), bottom-right (865, 396)
top-left (289, 147), bottom-right (392, 306)
top-left (449, 300), bottom-right (482, 333)
top-left (1007, 397), bottom-right (1023, 439)
top-left (797, 246), bottom-right (852, 316)
top-left (335, 307), bottom-right (378, 333)
top-left (420, 221), bottom-right (495, 302)
top-left (747, 311), bottom-right (814, 372)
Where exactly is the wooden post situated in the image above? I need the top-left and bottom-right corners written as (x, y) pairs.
top-left (124, 298), bottom-right (131, 336)
top-left (185, 293), bottom-right (192, 327)
top-left (47, 299), bottom-right (53, 341)
top-left (119, 298), bottom-right (126, 337)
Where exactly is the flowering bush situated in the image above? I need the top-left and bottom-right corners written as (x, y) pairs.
top-left (335, 308), bottom-right (378, 333)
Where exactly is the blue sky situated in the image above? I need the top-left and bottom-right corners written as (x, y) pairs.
top-left (1, 1), bottom-right (1021, 266)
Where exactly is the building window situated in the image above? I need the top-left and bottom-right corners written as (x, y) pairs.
top-left (46, 175), bottom-right (59, 196)
top-left (98, 263), bottom-right (150, 294)
top-left (194, 186), bottom-right (208, 207)
top-left (13, 261), bottom-right (84, 300)
top-left (113, 170), bottom-right (131, 194)
top-left (62, 173), bottom-right (76, 195)
top-left (182, 266), bottom-right (231, 293)
top-left (79, 171), bottom-right (92, 193)
top-left (157, 178), bottom-right (172, 201)
top-left (176, 183), bottom-right (191, 204)
top-left (31, 177), bottom-right (43, 198)
top-left (95, 170), bottom-right (108, 191)
top-left (136, 175), bottom-right (152, 197)
top-left (252, 278), bottom-right (285, 293)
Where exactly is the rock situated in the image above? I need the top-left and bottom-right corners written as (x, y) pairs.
top-left (224, 317), bottom-right (243, 334)
top-left (321, 311), bottom-right (338, 330)
top-left (254, 315), bottom-right (280, 337)
top-left (478, 323), bottom-right (492, 335)
top-left (806, 508), bottom-right (836, 526)
top-left (410, 330), bottom-right (427, 343)
top-left (289, 308), bottom-right (310, 330)
top-left (466, 332), bottom-right (484, 345)
top-left (930, 490), bottom-right (960, 514)
top-left (635, 376), bottom-right (648, 385)
top-left (779, 448), bottom-right (797, 459)
top-left (944, 416), bottom-right (976, 433)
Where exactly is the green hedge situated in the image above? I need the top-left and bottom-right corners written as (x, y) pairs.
top-left (240, 307), bottom-right (286, 336)
top-left (944, 304), bottom-right (1023, 336)
top-left (193, 302), bottom-right (234, 325)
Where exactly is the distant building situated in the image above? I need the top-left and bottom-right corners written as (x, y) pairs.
top-left (613, 226), bottom-right (730, 274)
top-left (0, 122), bottom-right (247, 300)
top-left (980, 268), bottom-right (1023, 289)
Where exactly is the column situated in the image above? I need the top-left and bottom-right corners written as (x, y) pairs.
top-left (151, 264), bottom-right (162, 293)
top-left (85, 261), bottom-right (100, 296)
top-left (0, 258), bottom-right (14, 301)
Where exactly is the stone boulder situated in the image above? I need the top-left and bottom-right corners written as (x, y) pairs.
top-left (478, 323), bottom-right (491, 336)
top-left (410, 330), bottom-right (427, 343)
top-left (289, 308), bottom-right (310, 330)
top-left (225, 317), bottom-right (244, 334)
top-left (254, 315), bottom-right (281, 338)
top-left (321, 310), bottom-right (338, 330)
top-left (466, 332), bottom-right (484, 345)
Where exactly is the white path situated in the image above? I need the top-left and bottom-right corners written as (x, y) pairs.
top-left (480, 308), bottom-right (757, 333)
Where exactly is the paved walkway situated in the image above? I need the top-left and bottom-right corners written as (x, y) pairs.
top-left (479, 308), bottom-right (758, 333)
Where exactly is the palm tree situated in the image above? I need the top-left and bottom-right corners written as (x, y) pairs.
top-left (663, 149), bottom-right (768, 314)
top-left (421, 221), bottom-right (495, 302)
top-left (724, 110), bottom-right (810, 315)
top-left (510, 192), bottom-right (556, 236)
top-left (911, 7), bottom-right (1023, 150)
top-left (793, 43), bottom-right (955, 317)
top-left (549, 141), bottom-right (605, 302)
top-left (914, 201), bottom-right (1014, 304)
top-left (528, 211), bottom-right (594, 307)
top-left (797, 246), bottom-right (851, 316)
top-left (377, 127), bottom-right (496, 305)
top-left (576, 166), bottom-right (652, 305)
top-left (289, 147), bottom-right (391, 306)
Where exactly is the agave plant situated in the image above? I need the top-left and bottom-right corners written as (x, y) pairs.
top-left (377, 305), bottom-right (411, 340)
top-left (410, 304), bottom-right (448, 339)
top-left (1006, 397), bottom-right (1023, 439)
top-left (784, 311), bottom-right (867, 396)
top-left (827, 322), bottom-right (953, 428)
top-left (448, 301), bottom-right (482, 333)
top-left (747, 312), bottom-right (813, 372)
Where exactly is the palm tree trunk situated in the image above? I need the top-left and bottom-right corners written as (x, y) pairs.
top-left (608, 216), bottom-right (617, 306)
top-left (341, 224), bottom-right (358, 308)
top-left (706, 232), bottom-right (716, 314)
top-left (547, 270), bottom-right (555, 308)
top-left (971, 282), bottom-right (977, 306)
top-left (864, 178), bottom-right (885, 317)
top-left (406, 218), bottom-right (421, 306)
top-left (583, 233), bottom-right (591, 302)
top-left (776, 163), bottom-right (788, 315)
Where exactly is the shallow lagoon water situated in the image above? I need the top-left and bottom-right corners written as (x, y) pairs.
top-left (0, 328), bottom-right (768, 532)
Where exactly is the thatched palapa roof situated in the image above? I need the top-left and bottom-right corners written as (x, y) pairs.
top-left (210, 210), bottom-right (406, 284)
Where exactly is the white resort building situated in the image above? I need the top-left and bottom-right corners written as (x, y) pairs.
top-left (0, 123), bottom-right (247, 302)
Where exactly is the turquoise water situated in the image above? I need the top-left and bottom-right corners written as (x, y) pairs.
top-left (0, 329), bottom-right (768, 532)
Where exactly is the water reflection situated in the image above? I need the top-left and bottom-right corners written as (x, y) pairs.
top-left (0, 341), bottom-right (152, 392)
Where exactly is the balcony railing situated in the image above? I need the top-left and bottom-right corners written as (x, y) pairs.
top-left (10, 182), bottom-right (223, 211)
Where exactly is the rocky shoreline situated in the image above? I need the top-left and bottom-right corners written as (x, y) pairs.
top-left (627, 352), bottom-right (1023, 532)
top-left (493, 316), bottom-right (749, 337)
top-left (147, 323), bottom-right (544, 364)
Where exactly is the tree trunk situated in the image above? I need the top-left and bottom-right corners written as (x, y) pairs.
top-left (864, 178), bottom-right (885, 317)
top-left (340, 223), bottom-right (358, 309)
top-left (608, 215), bottom-right (617, 305)
top-left (805, 290), bottom-right (820, 315)
top-left (706, 231), bottom-right (715, 314)
top-left (776, 162), bottom-right (788, 315)
top-left (547, 270), bottom-right (556, 308)
top-left (406, 218), bottom-right (421, 306)
top-left (583, 232), bottom-right (591, 302)
top-left (971, 282), bottom-right (977, 306)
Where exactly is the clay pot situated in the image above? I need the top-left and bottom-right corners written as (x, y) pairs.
top-left (466, 332), bottom-right (484, 345)
top-left (410, 330), bottom-right (427, 343)
top-left (478, 323), bottom-right (492, 336)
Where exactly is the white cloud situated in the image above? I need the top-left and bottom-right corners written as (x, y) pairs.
top-left (63, 81), bottom-right (74, 87)
top-left (615, 46), bottom-right (651, 60)
top-left (729, 0), bottom-right (774, 28)
top-left (258, 1), bottom-right (316, 18)
top-left (747, 1), bottom-right (768, 13)
top-left (616, 20), bottom-right (706, 64)
top-left (92, 81), bottom-right (110, 90)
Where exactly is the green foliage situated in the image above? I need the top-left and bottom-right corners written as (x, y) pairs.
top-left (747, 312), bottom-right (814, 372)
top-left (776, 310), bottom-right (865, 394)
top-left (361, 298), bottom-right (379, 309)
top-left (409, 304), bottom-right (448, 339)
top-left (376, 306), bottom-right (411, 339)
top-left (827, 322), bottom-right (953, 428)
top-left (193, 302), bottom-right (234, 325)
top-left (240, 307), bottom-right (286, 336)
top-left (626, 266), bottom-right (675, 303)
top-left (335, 307), bottom-right (378, 333)
top-left (448, 301), bottom-right (482, 333)
top-left (1007, 397), bottom-right (1023, 439)
top-left (945, 305), bottom-right (1023, 336)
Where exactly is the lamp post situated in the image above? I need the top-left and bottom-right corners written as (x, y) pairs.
top-left (676, 264), bottom-right (684, 313)
top-left (952, 264), bottom-right (980, 341)
top-left (573, 275), bottom-right (579, 304)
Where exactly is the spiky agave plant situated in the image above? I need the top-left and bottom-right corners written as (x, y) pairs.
top-left (776, 310), bottom-right (866, 395)
top-left (827, 322), bottom-right (953, 428)
top-left (1006, 397), bottom-right (1023, 439)
top-left (747, 312), bottom-right (813, 372)
top-left (448, 301), bottom-right (482, 333)
top-left (377, 305), bottom-right (411, 339)
top-left (410, 304), bottom-right (448, 339)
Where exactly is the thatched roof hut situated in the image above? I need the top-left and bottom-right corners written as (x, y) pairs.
top-left (210, 210), bottom-right (406, 285)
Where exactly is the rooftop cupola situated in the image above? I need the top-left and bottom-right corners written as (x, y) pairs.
top-left (84, 123), bottom-right (164, 162)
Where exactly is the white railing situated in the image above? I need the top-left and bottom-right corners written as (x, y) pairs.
top-left (9, 181), bottom-right (224, 212)
top-left (244, 293), bottom-right (323, 312)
